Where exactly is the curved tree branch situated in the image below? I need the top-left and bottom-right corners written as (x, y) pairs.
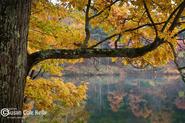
top-left (27, 37), bottom-right (164, 72)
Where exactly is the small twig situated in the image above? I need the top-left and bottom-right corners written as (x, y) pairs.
top-left (115, 34), bottom-right (122, 49)
top-left (89, 33), bottom-right (120, 48)
top-left (138, 10), bottom-right (146, 26)
top-left (127, 39), bottom-right (132, 46)
top-left (122, 21), bottom-right (166, 33)
top-left (177, 42), bottom-right (185, 50)
top-left (141, 36), bottom-right (153, 44)
top-left (29, 70), bottom-right (35, 78)
top-left (92, 57), bottom-right (99, 71)
top-left (32, 68), bottom-right (43, 80)
top-left (177, 36), bottom-right (185, 45)
top-left (29, 68), bottom-right (43, 80)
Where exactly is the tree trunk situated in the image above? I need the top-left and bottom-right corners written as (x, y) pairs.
top-left (0, 0), bottom-right (31, 123)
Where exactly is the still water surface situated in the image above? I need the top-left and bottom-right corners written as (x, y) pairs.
top-left (64, 70), bottom-right (185, 123)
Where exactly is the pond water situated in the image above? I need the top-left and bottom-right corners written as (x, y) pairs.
top-left (63, 69), bottom-right (185, 123)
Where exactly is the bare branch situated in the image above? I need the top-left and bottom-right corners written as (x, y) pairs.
top-left (143, 0), bottom-right (158, 36)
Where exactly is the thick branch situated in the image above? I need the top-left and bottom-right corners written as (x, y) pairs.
top-left (28, 37), bottom-right (164, 71)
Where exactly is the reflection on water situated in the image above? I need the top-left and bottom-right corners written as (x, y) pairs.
top-left (63, 70), bottom-right (185, 123)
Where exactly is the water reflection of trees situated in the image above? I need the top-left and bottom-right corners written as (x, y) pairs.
top-left (127, 94), bottom-right (152, 118)
top-left (105, 75), bottom-right (185, 123)
top-left (175, 97), bottom-right (185, 110)
top-left (64, 70), bottom-right (185, 123)
top-left (151, 111), bottom-right (172, 123)
top-left (107, 90), bottom-right (152, 118)
top-left (107, 91), bottom-right (125, 112)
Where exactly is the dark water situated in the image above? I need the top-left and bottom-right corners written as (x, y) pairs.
top-left (64, 70), bottom-right (185, 123)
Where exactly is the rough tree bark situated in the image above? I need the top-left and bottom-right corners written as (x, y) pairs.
top-left (0, 0), bottom-right (31, 123)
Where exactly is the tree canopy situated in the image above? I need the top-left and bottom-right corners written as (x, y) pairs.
top-left (28, 0), bottom-right (185, 79)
